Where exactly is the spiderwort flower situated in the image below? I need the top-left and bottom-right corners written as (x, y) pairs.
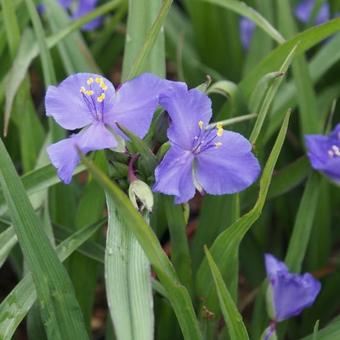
top-left (265, 254), bottom-right (321, 323)
top-left (305, 124), bottom-right (340, 183)
top-left (295, 0), bottom-right (330, 25)
top-left (46, 73), bottom-right (165, 183)
top-left (153, 84), bottom-right (261, 204)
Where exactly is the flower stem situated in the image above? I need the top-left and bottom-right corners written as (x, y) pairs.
top-left (206, 113), bottom-right (257, 129)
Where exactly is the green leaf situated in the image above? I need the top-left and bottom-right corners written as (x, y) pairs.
top-left (0, 0), bottom-right (21, 57)
top-left (25, 0), bottom-right (56, 85)
top-left (301, 316), bottom-right (340, 340)
top-left (81, 154), bottom-right (202, 340)
top-left (240, 19), bottom-right (340, 100)
top-left (105, 196), bottom-right (154, 340)
top-left (4, 1), bottom-right (122, 126)
top-left (285, 173), bottom-right (321, 272)
top-left (249, 45), bottom-right (297, 144)
top-left (0, 219), bottom-right (105, 340)
top-left (163, 195), bottom-right (193, 293)
top-left (196, 111), bottom-right (291, 307)
top-left (122, 0), bottom-right (169, 80)
top-left (0, 225), bottom-right (17, 268)
top-left (202, 0), bottom-right (285, 44)
top-left (204, 246), bottom-right (249, 340)
top-left (0, 164), bottom-right (85, 216)
top-left (277, 0), bottom-right (319, 135)
top-left (0, 138), bottom-right (88, 340)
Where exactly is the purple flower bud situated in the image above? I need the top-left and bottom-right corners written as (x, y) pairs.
top-left (153, 83), bottom-right (261, 204)
top-left (240, 17), bottom-right (256, 50)
top-left (265, 254), bottom-right (321, 322)
top-left (46, 73), bottom-right (166, 183)
top-left (305, 124), bottom-right (340, 184)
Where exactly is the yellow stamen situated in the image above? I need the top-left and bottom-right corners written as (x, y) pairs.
top-left (87, 77), bottom-right (94, 85)
top-left (215, 142), bottom-right (222, 148)
top-left (216, 123), bottom-right (224, 137)
top-left (100, 82), bottom-right (108, 91)
top-left (198, 120), bottom-right (204, 129)
top-left (80, 86), bottom-right (86, 93)
top-left (97, 93), bottom-right (106, 102)
top-left (95, 77), bottom-right (102, 84)
top-left (85, 90), bottom-right (94, 96)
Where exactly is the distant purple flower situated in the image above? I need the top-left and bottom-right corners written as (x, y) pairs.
top-left (295, 0), bottom-right (330, 25)
top-left (265, 254), bottom-right (321, 322)
top-left (72, 0), bottom-right (102, 31)
top-left (240, 17), bottom-right (256, 50)
top-left (153, 84), bottom-right (261, 204)
top-left (305, 124), bottom-right (340, 183)
top-left (46, 73), bottom-right (164, 183)
top-left (39, 0), bottom-right (101, 31)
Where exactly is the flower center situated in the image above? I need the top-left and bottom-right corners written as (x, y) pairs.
top-left (328, 144), bottom-right (340, 158)
top-left (191, 120), bottom-right (223, 154)
top-left (80, 77), bottom-right (108, 121)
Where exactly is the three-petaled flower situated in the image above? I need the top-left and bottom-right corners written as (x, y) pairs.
top-left (265, 254), bottom-right (321, 323)
top-left (305, 124), bottom-right (340, 183)
top-left (46, 73), bottom-right (165, 183)
top-left (153, 83), bottom-right (261, 203)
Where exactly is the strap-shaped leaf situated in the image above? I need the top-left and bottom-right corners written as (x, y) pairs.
top-left (0, 218), bottom-right (105, 340)
top-left (0, 138), bottom-right (88, 340)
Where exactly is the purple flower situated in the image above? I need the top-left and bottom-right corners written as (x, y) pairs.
top-left (305, 124), bottom-right (340, 183)
top-left (295, 0), bottom-right (330, 25)
top-left (153, 84), bottom-right (261, 204)
top-left (72, 0), bottom-right (102, 31)
top-left (240, 17), bottom-right (256, 50)
top-left (265, 254), bottom-right (321, 322)
top-left (46, 73), bottom-right (164, 183)
top-left (39, 0), bottom-right (101, 31)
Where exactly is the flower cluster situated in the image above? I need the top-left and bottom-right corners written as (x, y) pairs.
top-left (46, 73), bottom-right (260, 203)
top-left (264, 254), bottom-right (321, 338)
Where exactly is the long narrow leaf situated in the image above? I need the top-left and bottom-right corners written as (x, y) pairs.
top-left (0, 219), bottom-right (105, 340)
top-left (204, 246), bottom-right (249, 340)
top-left (0, 138), bottom-right (88, 340)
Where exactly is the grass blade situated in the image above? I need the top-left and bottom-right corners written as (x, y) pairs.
top-left (0, 225), bottom-right (17, 268)
top-left (204, 246), bottom-right (249, 340)
top-left (202, 0), bottom-right (284, 44)
top-left (0, 164), bottom-right (85, 216)
top-left (0, 138), bottom-right (88, 340)
top-left (249, 44), bottom-right (297, 144)
top-left (163, 195), bottom-right (193, 293)
top-left (125, 0), bottom-right (172, 80)
top-left (240, 18), bottom-right (340, 100)
top-left (285, 174), bottom-right (321, 272)
top-left (0, 219), bottom-right (105, 340)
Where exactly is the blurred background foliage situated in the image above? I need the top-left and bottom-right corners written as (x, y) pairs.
top-left (0, 0), bottom-right (340, 339)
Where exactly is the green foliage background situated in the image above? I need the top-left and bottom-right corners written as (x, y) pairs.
top-left (0, 0), bottom-right (340, 339)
